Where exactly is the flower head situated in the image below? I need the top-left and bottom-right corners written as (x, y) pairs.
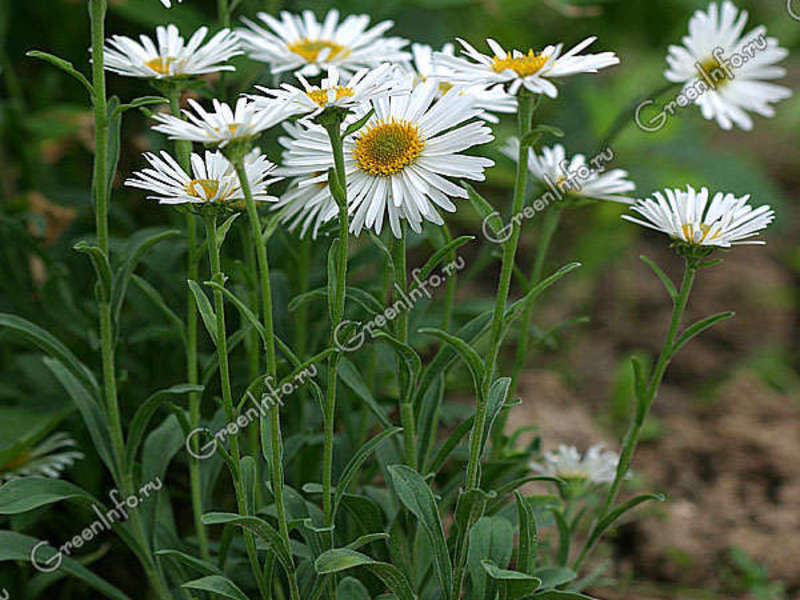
top-left (400, 42), bottom-right (517, 123)
top-left (0, 433), bottom-right (83, 482)
top-left (623, 185), bottom-right (774, 248)
top-left (152, 98), bottom-right (287, 147)
top-left (665, 1), bottom-right (791, 130)
top-left (436, 36), bottom-right (619, 97)
top-left (501, 139), bottom-right (635, 203)
top-left (531, 444), bottom-right (621, 485)
top-left (103, 25), bottom-right (241, 80)
top-left (125, 148), bottom-right (279, 206)
top-left (252, 64), bottom-right (401, 119)
top-left (238, 9), bottom-right (410, 77)
top-left (160, 0), bottom-right (180, 6)
top-left (276, 81), bottom-right (494, 237)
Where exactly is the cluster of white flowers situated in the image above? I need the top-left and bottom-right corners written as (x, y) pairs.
top-left (121, 0), bottom-right (779, 245)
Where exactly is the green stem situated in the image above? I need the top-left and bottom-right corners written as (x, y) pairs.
top-left (464, 89), bottom-right (537, 492)
top-left (574, 258), bottom-right (697, 570)
top-left (231, 160), bottom-right (300, 600)
top-left (166, 86), bottom-right (210, 563)
top-left (218, 0), bottom-right (230, 28)
top-left (203, 212), bottom-right (269, 600)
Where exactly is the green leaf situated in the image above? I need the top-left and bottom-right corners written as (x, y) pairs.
top-left (504, 263), bottom-right (582, 327)
top-left (112, 96), bottom-right (167, 118)
top-left (515, 491), bottom-right (538, 576)
top-left (551, 510), bottom-right (571, 567)
top-left (464, 182), bottom-right (503, 238)
top-left (289, 286), bottom-right (383, 317)
top-left (334, 427), bottom-right (402, 516)
top-left (131, 275), bottom-right (186, 343)
top-left (155, 549), bottom-right (222, 576)
top-left (26, 50), bottom-right (93, 98)
top-left (533, 592), bottom-right (598, 600)
top-left (0, 477), bottom-right (97, 514)
top-left (481, 377), bottom-right (512, 457)
top-left (672, 312), bottom-right (735, 354)
top-left (427, 414), bottom-right (474, 475)
top-left (389, 465), bottom-right (453, 598)
top-left (535, 566), bottom-right (576, 589)
top-left (0, 407), bottom-right (73, 467)
top-left (188, 279), bottom-right (218, 346)
top-left (583, 493), bottom-right (665, 556)
top-left (336, 576), bottom-right (371, 600)
top-left (0, 531), bottom-right (132, 600)
top-left (640, 255), bottom-right (676, 300)
top-left (105, 96), bottom-right (122, 208)
top-left (73, 241), bottom-right (111, 302)
top-left (0, 313), bottom-right (99, 396)
top-left (202, 513), bottom-right (291, 571)
top-left (418, 327), bottom-right (484, 399)
top-left (215, 213), bottom-right (240, 249)
top-left (372, 330), bottom-right (422, 391)
top-left (467, 517), bottom-right (514, 599)
top-left (315, 548), bottom-right (416, 600)
top-left (327, 237), bottom-right (340, 322)
top-left (338, 357), bottom-right (392, 428)
top-left (342, 108), bottom-right (375, 138)
top-left (520, 125), bottom-right (564, 148)
top-left (482, 560), bottom-right (542, 600)
top-left (417, 235), bottom-right (474, 281)
top-left (127, 384), bottom-right (203, 465)
top-left (345, 533), bottom-right (389, 551)
top-left (183, 575), bottom-right (250, 600)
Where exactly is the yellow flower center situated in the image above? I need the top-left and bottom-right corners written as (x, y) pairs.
top-left (307, 86), bottom-right (355, 107)
top-left (186, 179), bottom-right (221, 200)
top-left (439, 81), bottom-right (454, 95)
top-left (492, 50), bottom-right (549, 77)
top-left (697, 57), bottom-right (731, 89)
top-left (145, 56), bottom-right (177, 75)
top-left (681, 223), bottom-right (720, 244)
top-left (354, 119), bottom-right (425, 177)
top-left (288, 39), bottom-right (350, 63)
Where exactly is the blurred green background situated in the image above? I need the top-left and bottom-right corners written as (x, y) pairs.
top-left (1, 0), bottom-right (798, 598)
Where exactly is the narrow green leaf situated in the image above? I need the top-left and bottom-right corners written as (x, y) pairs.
top-left (419, 327), bottom-right (484, 399)
top-left (188, 279), bottom-right (218, 346)
top-left (112, 96), bottom-right (167, 118)
top-left (481, 377), bottom-right (512, 457)
top-left (551, 509), bottom-right (571, 566)
top-left (583, 493), bottom-right (665, 556)
top-left (534, 566), bottom-right (576, 590)
top-left (26, 50), bottom-right (93, 98)
top-left (216, 213), bottom-right (240, 249)
top-left (315, 548), bottom-right (416, 600)
top-left (467, 516), bottom-right (514, 600)
top-left (464, 182), bottom-right (503, 237)
top-left (336, 576), bottom-right (371, 600)
top-left (345, 533), bottom-right (389, 551)
top-left (640, 255), bottom-right (677, 300)
top-left (0, 477), bottom-right (97, 514)
top-left (482, 560), bottom-right (542, 600)
top-left (427, 415), bottom-right (474, 475)
top-left (342, 108), bottom-right (375, 138)
top-left (533, 591), bottom-right (598, 600)
top-left (183, 575), bottom-right (249, 600)
top-left (504, 263), bottom-right (582, 327)
top-left (672, 312), bottom-right (735, 354)
top-left (73, 242), bottom-right (111, 302)
top-left (202, 513), bottom-right (291, 571)
top-left (338, 357), bottom-right (392, 428)
top-left (155, 549), bottom-right (222, 576)
top-left (131, 275), bottom-right (186, 343)
top-left (515, 491), bottom-right (538, 576)
top-left (417, 235), bottom-right (473, 281)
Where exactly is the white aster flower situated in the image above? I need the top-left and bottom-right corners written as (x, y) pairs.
top-left (103, 25), bottom-right (241, 80)
top-left (252, 64), bottom-right (400, 119)
top-left (277, 81), bottom-right (495, 237)
top-left (152, 98), bottom-right (288, 147)
top-left (125, 148), bottom-right (279, 205)
top-left (402, 42), bottom-right (517, 123)
top-left (623, 185), bottom-right (774, 248)
top-left (664, 1), bottom-right (791, 131)
top-left (0, 433), bottom-right (83, 482)
top-left (531, 444), bottom-right (621, 484)
top-left (238, 9), bottom-right (410, 77)
top-left (436, 36), bottom-right (619, 97)
top-left (501, 139), bottom-right (635, 203)
top-left (160, 0), bottom-right (180, 6)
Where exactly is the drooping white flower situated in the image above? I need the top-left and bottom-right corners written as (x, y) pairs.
top-left (125, 148), bottom-right (279, 205)
top-left (103, 25), bottom-right (241, 80)
top-left (152, 98), bottom-right (289, 147)
top-left (159, 0), bottom-right (181, 8)
top-left (436, 36), bottom-right (619, 97)
top-left (277, 81), bottom-right (495, 237)
top-left (501, 139), bottom-right (635, 203)
top-left (664, 1), bottom-right (791, 131)
top-left (531, 444), bottom-right (621, 484)
top-left (0, 433), bottom-right (83, 482)
top-left (252, 64), bottom-right (401, 119)
top-left (623, 185), bottom-right (774, 247)
top-left (238, 9), bottom-right (410, 77)
top-left (401, 42), bottom-right (516, 123)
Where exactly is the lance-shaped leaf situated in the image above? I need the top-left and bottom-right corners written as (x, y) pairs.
top-left (640, 255), bottom-right (676, 301)
top-left (188, 280), bottom-right (218, 346)
top-left (480, 377), bottom-right (512, 457)
top-left (583, 492), bottom-right (665, 557)
top-left (672, 312), bottom-right (735, 354)
top-left (202, 513), bottom-right (291, 572)
top-left (419, 327), bottom-right (484, 400)
top-left (155, 549), bottom-right (222, 576)
top-left (482, 560), bottom-right (542, 600)
top-left (315, 548), bottom-right (416, 600)
top-left (26, 51), bottom-right (93, 98)
top-left (73, 241), bottom-right (111, 302)
top-left (183, 575), bottom-right (249, 600)
top-left (515, 491), bottom-right (538, 576)
top-left (416, 236), bottom-right (473, 281)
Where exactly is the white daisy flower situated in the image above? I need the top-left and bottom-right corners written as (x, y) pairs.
top-left (160, 0), bottom-right (180, 6)
top-left (152, 97), bottom-right (289, 147)
top-left (252, 64), bottom-right (401, 119)
top-left (125, 148), bottom-right (279, 205)
top-left (436, 36), bottom-right (619, 97)
top-left (103, 25), bottom-right (241, 80)
top-left (402, 42), bottom-right (517, 123)
top-left (277, 81), bottom-right (495, 237)
top-left (664, 1), bottom-right (791, 131)
top-left (238, 9), bottom-right (410, 77)
top-left (623, 185), bottom-right (774, 248)
top-left (0, 433), bottom-right (83, 482)
top-left (501, 139), bottom-right (635, 203)
top-left (531, 444), bottom-right (621, 484)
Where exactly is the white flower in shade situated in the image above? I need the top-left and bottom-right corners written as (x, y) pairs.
top-left (0, 433), bottom-right (83, 482)
top-left (125, 148), bottom-right (279, 205)
top-left (501, 139), bottom-right (635, 203)
top-left (277, 81), bottom-right (495, 237)
top-left (436, 36), bottom-right (619, 97)
top-left (402, 42), bottom-right (517, 123)
top-left (160, 0), bottom-right (181, 8)
top-left (152, 98), bottom-right (289, 147)
top-left (103, 25), bottom-right (241, 80)
top-left (531, 444), bottom-right (621, 484)
top-left (664, 1), bottom-right (791, 131)
top-left (252, 64), bottom-right (400, 119)
top-left (238, 9), bottom-right (410, 77)
top-left (623, 185), bottom-right (774, 248)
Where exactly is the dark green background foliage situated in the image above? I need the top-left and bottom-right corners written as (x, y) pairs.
top-left (1, 0), bottom-right (798, 598)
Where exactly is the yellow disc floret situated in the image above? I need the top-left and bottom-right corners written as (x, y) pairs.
top-left (145, 56), bottom-right (177, 75)
top-left (288, 38), bottom-right (350, 63)
top-left (354, 119), bottom-right (425, 177)
top-left (681, 223), bottom-right (720, 244)
top-left (307, 86), bottom-right (355, 107)
top-left (186, 179), bottom-right (222, 201)
top-left (492, 50), bottom-right (549, 77)
top-left (697, 57), bottom-right (731, 89)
